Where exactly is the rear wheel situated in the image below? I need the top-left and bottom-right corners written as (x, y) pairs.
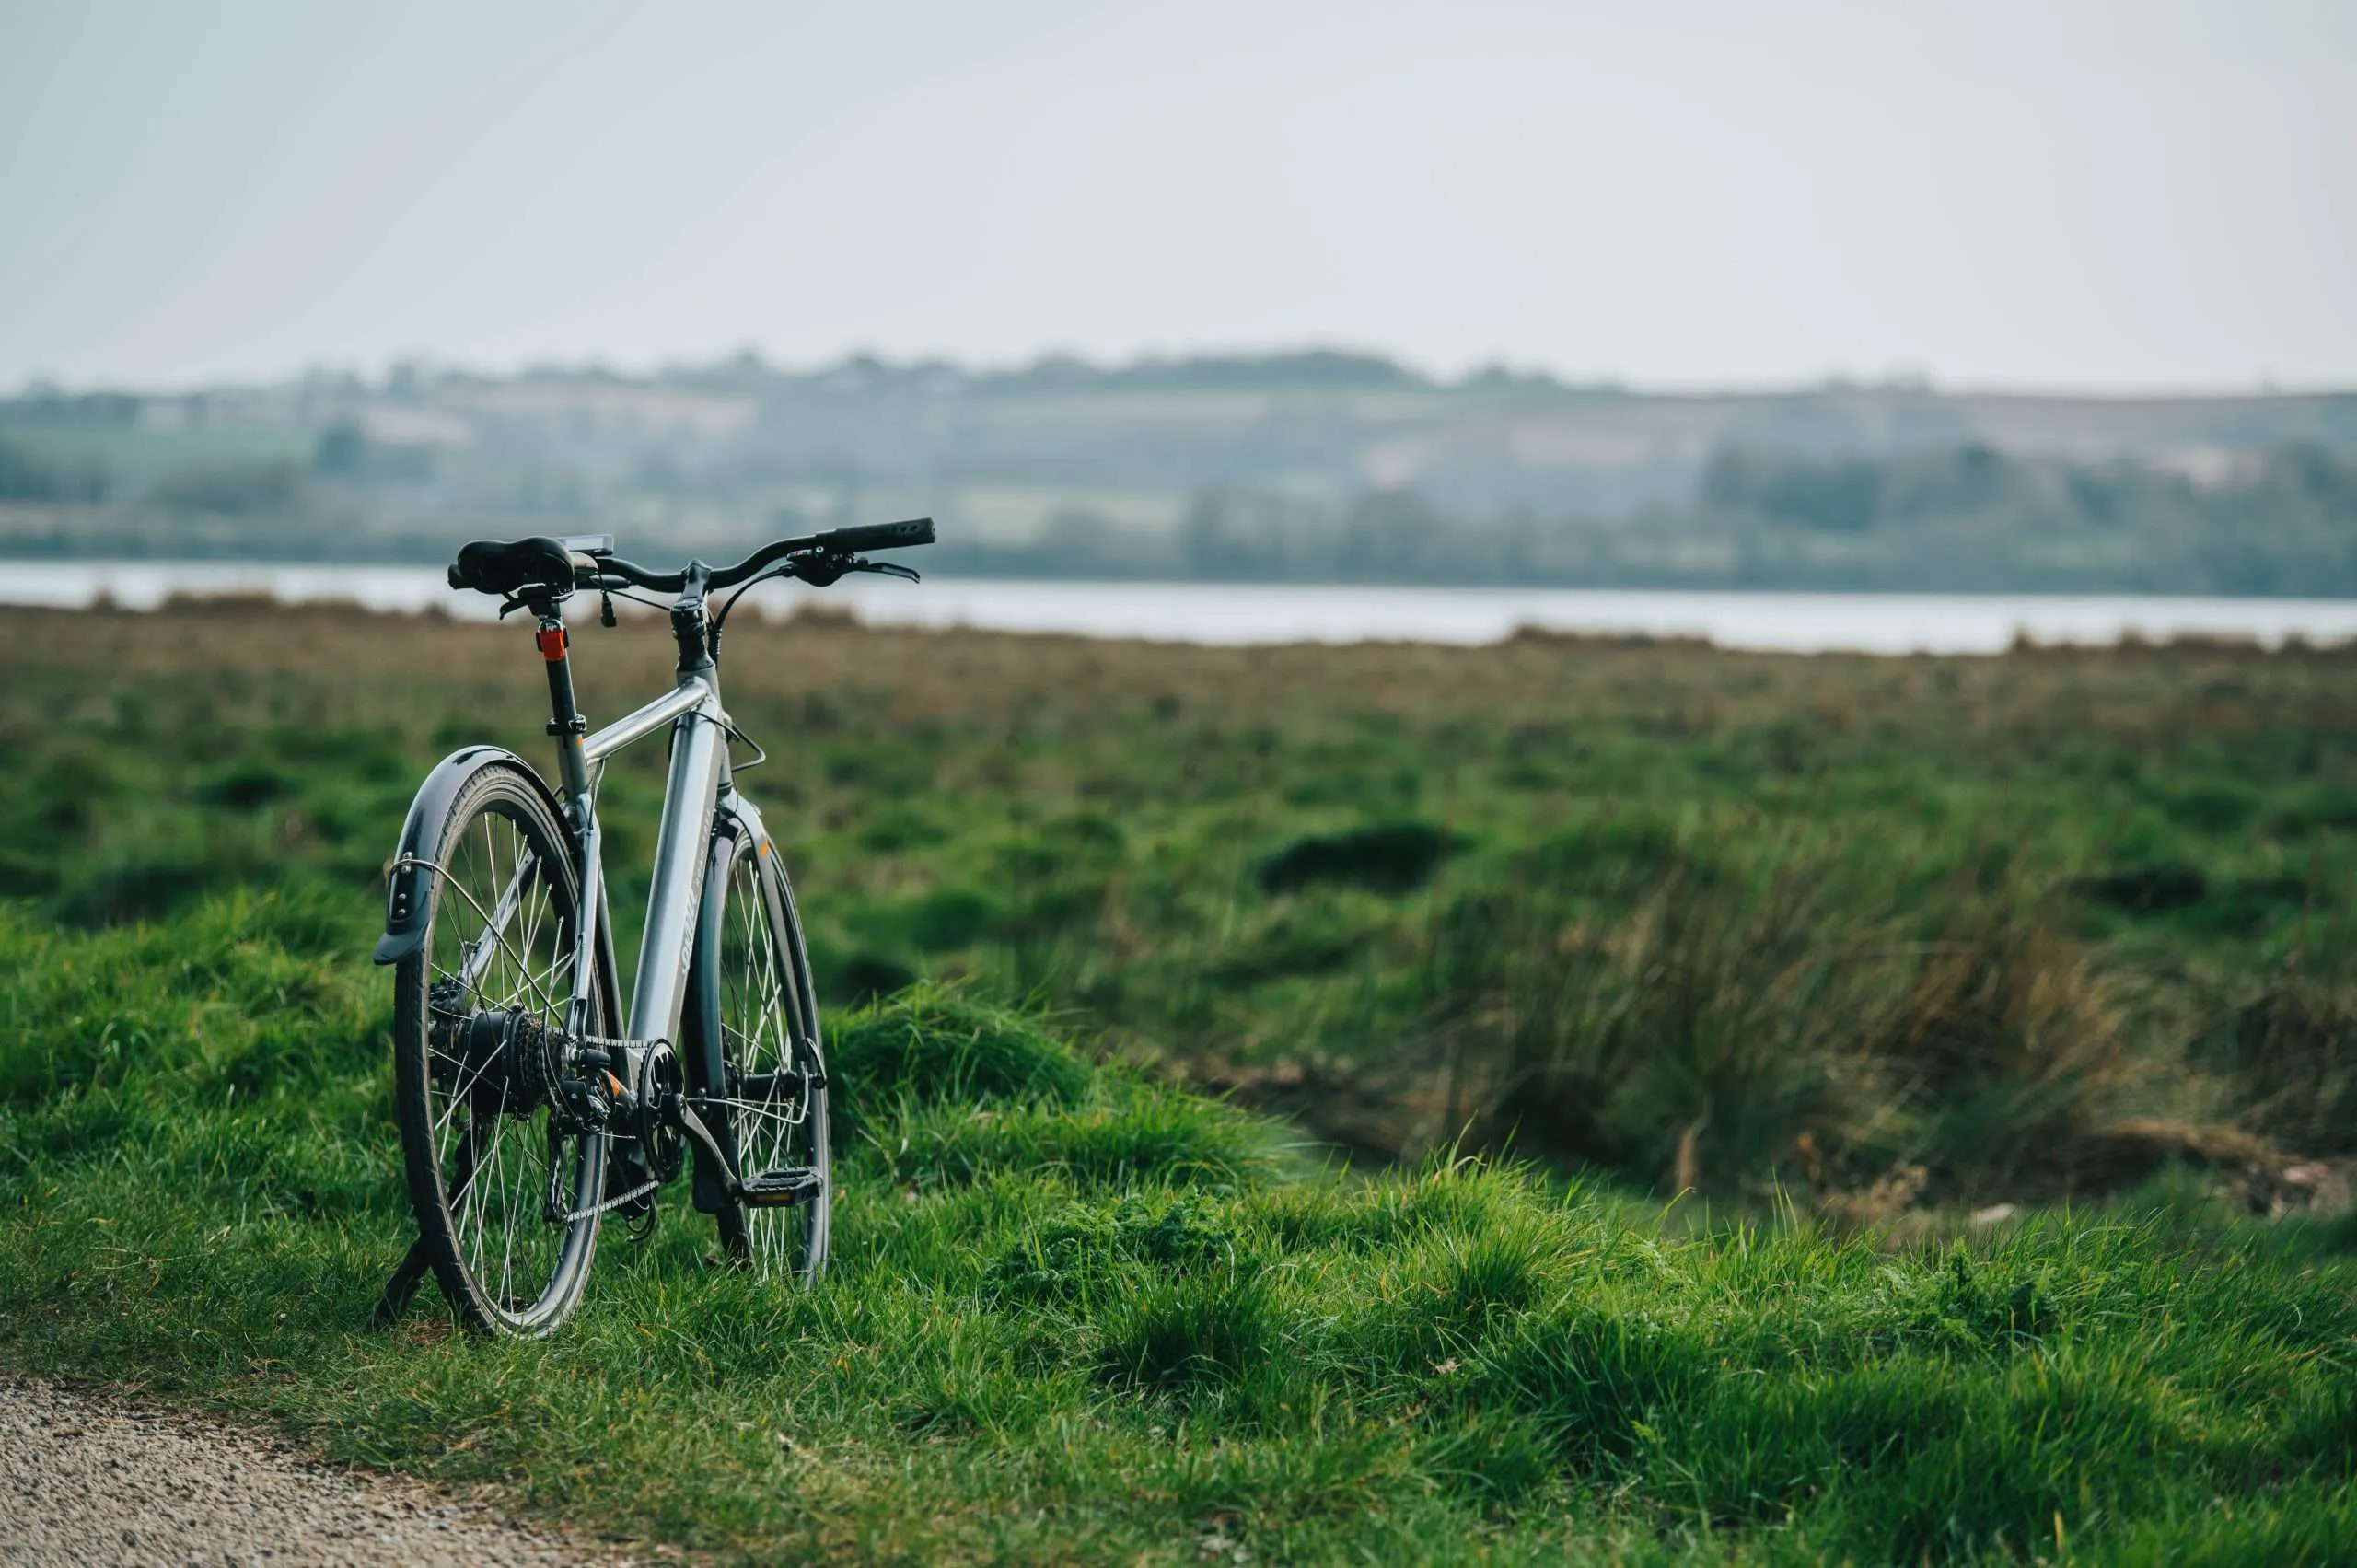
top-left (691, 820), bottom-right (830, 1285)
top-left (391, 762), bottom-right (607, 1335)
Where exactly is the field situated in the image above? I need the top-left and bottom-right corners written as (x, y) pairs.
top-left (3, 600), bottom-right (2356, 1562)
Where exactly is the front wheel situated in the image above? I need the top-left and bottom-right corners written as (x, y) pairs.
top-left (688, 818), bottom-right (831, 1285)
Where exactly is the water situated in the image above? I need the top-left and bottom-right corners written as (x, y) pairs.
top-left (4, 559), bottom-right (2354, 654)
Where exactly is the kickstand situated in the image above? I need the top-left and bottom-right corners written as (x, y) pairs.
top-left (371, 1237), bottom-right (434, 1330)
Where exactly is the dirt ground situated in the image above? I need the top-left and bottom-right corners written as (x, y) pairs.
top-left (0, 1376), bottom-right (643, 1567)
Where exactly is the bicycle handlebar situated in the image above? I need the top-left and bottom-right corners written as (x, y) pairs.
top-left (587, 517), bottom-right (935, 595)
top-left (447, 518), bottom-right (935, 602)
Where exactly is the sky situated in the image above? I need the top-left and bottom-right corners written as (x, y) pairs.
top-left (2, 0), bottom-right (2352, 392)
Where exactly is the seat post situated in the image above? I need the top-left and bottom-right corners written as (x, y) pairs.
top-left (533, 598), bottom-right (592, 812)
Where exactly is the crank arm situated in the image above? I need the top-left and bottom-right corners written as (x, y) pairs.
top-left (671, 1096), bottom-right (742, 1191)
top-left (672, 1097), bottom-right (825, 1209)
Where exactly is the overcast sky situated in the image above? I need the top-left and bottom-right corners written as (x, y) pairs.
top-left (3, 0), bottom-right (2351, 391)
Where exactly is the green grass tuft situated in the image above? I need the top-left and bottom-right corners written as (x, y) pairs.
top-left (828, 983), bottom-right (1092, 1111)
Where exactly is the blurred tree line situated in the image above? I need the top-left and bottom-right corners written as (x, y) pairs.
top-left (0, 417), bottom-right (436, 517)
top-left (4, 367), bottom-right (2353, 594)
top-left (932, 443), bottom-right (2357, 595)
top-left (0, 436), bottom-right (109, 504)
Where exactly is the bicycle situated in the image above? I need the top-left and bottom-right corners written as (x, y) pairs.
top-left (368, 519), bottom-right (934, 1336)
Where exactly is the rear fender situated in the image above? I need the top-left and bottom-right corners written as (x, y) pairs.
top-left (371, 746), bottom-right (572, 966)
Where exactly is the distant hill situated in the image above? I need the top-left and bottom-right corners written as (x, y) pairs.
top-left (3, 351), bottom-right (2353, 593)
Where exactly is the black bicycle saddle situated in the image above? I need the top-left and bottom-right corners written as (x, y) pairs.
top-left (448, 537), bottom-right (577, 597)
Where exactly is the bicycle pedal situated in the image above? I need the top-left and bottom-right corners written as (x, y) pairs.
top-left (737, 1167), bottom-right (825, 1208)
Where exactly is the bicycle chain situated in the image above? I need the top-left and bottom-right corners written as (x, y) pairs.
top-left (561, 1178), bottom-right (658, 1224)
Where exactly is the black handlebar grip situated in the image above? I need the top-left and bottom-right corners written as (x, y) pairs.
top-left (818, 517), bottom-right (935, 553)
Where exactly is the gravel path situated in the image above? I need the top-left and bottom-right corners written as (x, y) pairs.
top-left (0, 1376), bottom-right (644, 1567)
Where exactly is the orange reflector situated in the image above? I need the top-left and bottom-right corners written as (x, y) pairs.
top-left (538, 626), bottom-right (567, 662)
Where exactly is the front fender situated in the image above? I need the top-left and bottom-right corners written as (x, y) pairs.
top-left (371, 746), bottom-right (569, 965)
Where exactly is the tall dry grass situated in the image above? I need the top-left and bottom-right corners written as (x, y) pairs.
top-left (1422, 826), bottom-right (2160, 1204)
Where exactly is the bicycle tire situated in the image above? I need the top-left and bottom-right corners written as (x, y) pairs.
top-left (390, 760), bottom-right (609, 1335)
top-left (687, 817), bottom-right (831, 1285)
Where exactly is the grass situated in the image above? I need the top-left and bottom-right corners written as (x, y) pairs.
top-left (5, 922), bottom-right (2356, 1564)
top-left (4, 602), bottom-right (2351, 1201)
top-left (2, 602), bottom-right (2356, 1561)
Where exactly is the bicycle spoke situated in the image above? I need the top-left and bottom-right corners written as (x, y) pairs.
top-left (430, 862), bottom-right (571, 1019)
top-left (458, 849), bottom-right (539, 993)
top-left (717, 1099), bottom-right (809, 1137)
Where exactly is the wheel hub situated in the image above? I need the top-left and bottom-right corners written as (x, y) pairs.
top-left (426, 998), bottom-right (566, 1119)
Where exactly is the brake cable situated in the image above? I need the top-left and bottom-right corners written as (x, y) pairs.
top-left (708, 552), bottom-right (917, 642)
top-left (593, 584), bottom-right (672, 618)
top-left (710, 562), bottom-right (795, 635)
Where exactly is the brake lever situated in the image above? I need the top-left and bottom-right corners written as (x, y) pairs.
top-left (786, 552), bottom-right (851, 587)
top-left (785, 552), bottom-right (920, 587)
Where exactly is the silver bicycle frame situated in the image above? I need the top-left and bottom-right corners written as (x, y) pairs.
top-left (560, 670), bottom-right (730, 1075)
